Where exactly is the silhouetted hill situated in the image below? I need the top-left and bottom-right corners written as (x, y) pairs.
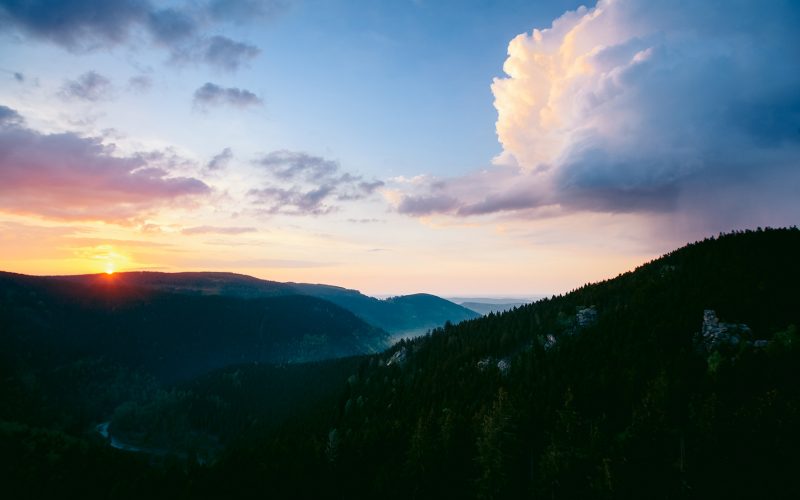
top-left (0, 272), bottom-right (386, 383)
top-left (55, 271), bottom-right (479, 336)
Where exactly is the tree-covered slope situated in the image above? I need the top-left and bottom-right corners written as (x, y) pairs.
top-left (200, 228), bottom-right (800, 499)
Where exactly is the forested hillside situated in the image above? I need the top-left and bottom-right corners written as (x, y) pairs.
top-left (2, 228), bottom-right (799, 499)
top-left (196, 228), bottom-right (800, 498)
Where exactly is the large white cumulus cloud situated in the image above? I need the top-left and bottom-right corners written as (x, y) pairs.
top-left (491, 0), bottom-right (800, 212)
top-left (398, 0), bottom-right (800, 227)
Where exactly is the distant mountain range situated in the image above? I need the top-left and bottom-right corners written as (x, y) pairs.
top-left (54, 271), bottom-right (479, 337)
top-left (448, 297), bottom-right (541, 315)
top-left (0, 271), bottom-right (478, 384)
top-left (0, 272), bottom-right (387, 382)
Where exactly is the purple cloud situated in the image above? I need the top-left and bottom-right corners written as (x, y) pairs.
top-left (0, 105), bottom-right (210, 222)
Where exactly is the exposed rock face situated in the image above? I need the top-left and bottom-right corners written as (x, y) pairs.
top-left (386, 347), bottom-right (407, 367)
top-left (477, 357), bottom-right (492, 371)
top-left (576, 306), bottom-right (598, 327)
top-left (700, 309), bottom-right (751, 350)
top-left (477, 356), bottom-right (511, 375)
top-left (496, 359), bottom-right (511, 375)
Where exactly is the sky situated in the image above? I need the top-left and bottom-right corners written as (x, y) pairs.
top-left (0, 0), bottom-right (798, 297)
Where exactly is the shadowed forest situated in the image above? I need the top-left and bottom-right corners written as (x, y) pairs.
top-left (1, 228), bottom-right (799, 499)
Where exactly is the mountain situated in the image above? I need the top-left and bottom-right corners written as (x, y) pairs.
top-left (448, 297), bottom-right (543, 315)
top-left (293, 227), bottom-right (799, 499)
top-left (192, 228), bottom-right (800, 498)
top-left (0, 272), bottom-right (387, 384)
top-left (54, 271), bottom-right (479, 336)
top-left (3, 228), bottom-right (800, 499)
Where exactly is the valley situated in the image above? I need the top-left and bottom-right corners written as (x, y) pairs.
top-left (1, 228), bottom-right (799, 498)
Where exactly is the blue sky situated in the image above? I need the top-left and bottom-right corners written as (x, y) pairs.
top-left (1, 0), bottom-right (798, 295)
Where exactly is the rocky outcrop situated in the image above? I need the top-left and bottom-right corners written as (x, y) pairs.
top-left (386, 347), bottom-right (407, 367)
top-left (576, 306), bottom-right (597, 328)
top-left (700, 309), bottom-right (752, 351)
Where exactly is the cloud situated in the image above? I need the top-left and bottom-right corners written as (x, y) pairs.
top-left (347, 218), bottom-right (384, 224)
top-left (0, 0), bottom-right (149, 50)
top-left (193, 82), bottom-right (262, 109)
top-left (397, 194), bottom-right (459, 217)
top-left (59, 71), bottom-right (113, 101)
top-left (249, 185), bottom-right (337, 215)
top-left (181, 225), bottom-right (256, 235)
top-left (0, 1), bottom-right (271, 70)
top-left (256, 150), bottom-right (339, 180)
top-left (203, 35), bottom-right (260, 71)
top-left (0, 105), bottom-right (210, 222)
top-left (146, 7), bottom-right (196, 45)
top-left (206, 0), bottom-right (288, 24)
top-left (206, 147), bottom-right (233, 170)
top-left (0, 104), bottom-right (22, 126)
top-left (395, 0), bottom-right (800, 232)
top-left (249, 150), bottom-right (383, 215)
top-left (127, 74), bottom-right (152, 92)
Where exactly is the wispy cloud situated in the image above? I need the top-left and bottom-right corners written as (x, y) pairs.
top-left (181, 225), bottom-right (256, 235)
top-left (206, 147), bottom-right (233, 171)
top-left (249, 150), bottom-right (384, 215)
top-left (127, 74), bottom-right (152, 93)
top-left (59, 71), bottom-right (113, 101)
top-left (206, 0), bottom-right (288, 24)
